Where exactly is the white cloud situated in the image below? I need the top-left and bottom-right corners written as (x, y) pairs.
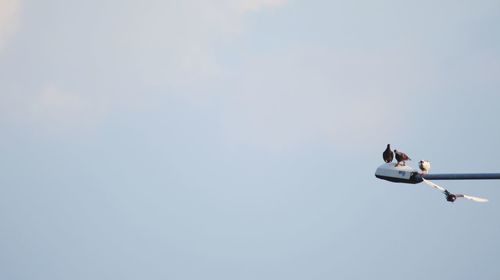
top-left (230, 0), bottom-right (287, 14)
top-left (0, 0), bottom-right (288, 128)
top-left (25, 85), bottom-right (107, 129)
top-left (34, 86), bottom-right (87, 118)
top-left (218, 45), bottom-right (433, 151)
top-left (106, 0), bottom-right (288, 86)
top-left (0, 0), bottom-right (20, 52)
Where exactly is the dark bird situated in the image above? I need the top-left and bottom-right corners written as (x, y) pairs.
top-left (383, 144), bottom-right (394, 163)
top-left (394, 149), bottom-right (411, 167)
top-left (422, 179), bottom-right (488, 203)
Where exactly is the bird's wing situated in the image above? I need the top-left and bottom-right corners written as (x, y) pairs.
top-left (401, 152), bottom-right (411, 160)
top-left (457, 194), bottom-right (488, 203)
top-left (422, 178), bottom-right (447, 193)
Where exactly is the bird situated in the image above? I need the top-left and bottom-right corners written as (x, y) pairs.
top-left (383, 144), bottom-right (394, 163)
top-left (394, 149), bottom-right (411, 167)
top-left (422, 178), bottom-right (488, 203)
top-left (419, 160), bottom-right (431, 173)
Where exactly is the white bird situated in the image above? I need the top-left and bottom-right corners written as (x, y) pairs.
top-left (419, 160), bottom-right (431, 173)
top-left (422, 178), bottom-right (488, 203)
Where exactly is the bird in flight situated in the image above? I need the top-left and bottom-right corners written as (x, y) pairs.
top-left (422, 178), bottom-right (488, 203)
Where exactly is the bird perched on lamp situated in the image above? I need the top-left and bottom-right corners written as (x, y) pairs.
top-left (383, 144), bottom-right (394, 163)
top-left (394, 150), bottom-right (411, 167)
top-left (419, 160), bottom-right (431, 173)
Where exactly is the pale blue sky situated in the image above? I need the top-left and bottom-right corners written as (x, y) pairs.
top-left (1, 1), bottom-right (500, 279)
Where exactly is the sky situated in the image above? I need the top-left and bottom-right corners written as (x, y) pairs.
top-left (1, 0), bottom-right (500, 279)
